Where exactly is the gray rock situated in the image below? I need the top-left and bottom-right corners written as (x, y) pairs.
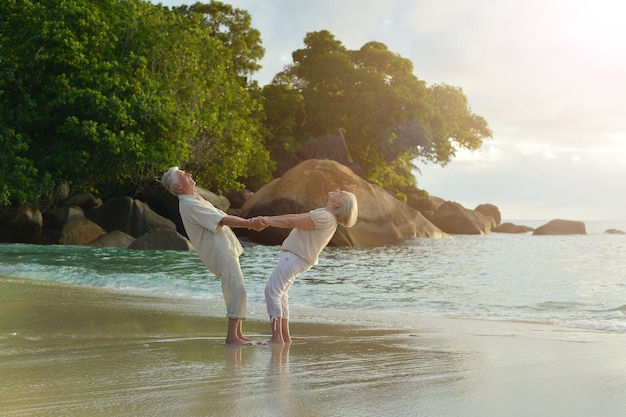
top-left (532, 219), bottom-right (586, 235)
top-left (86, 196), bottom-right (175, 238)
top-left (88, 230), bottom-right (136, 248)
top-left (60, 218), bottom-right (106, 245)
top-left (128, 229), bottom-right (193, 251)
top-left (432, 201), bottom-right (494, 235)
top-left (492, 222), bottom-right (534, 234)
top-left (475, 203), bottom-right (502, 226)
top-left (0, 206), bottom-right (43, 243)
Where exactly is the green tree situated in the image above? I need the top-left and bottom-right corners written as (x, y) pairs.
top-left (170, 2), bottom-right (272, 191)
top-left (0, 0), bottom-right (195, 201)
top-left (261, 78), bottom-right (305, 162)
top-left (174, 1), bottom-right (264, 82)
top-left (264, 30), bottom-right (491, 194)
top-left (0, 0), bottom-right (49, 205)
top-left (0, 0), bottom-right (272, 207)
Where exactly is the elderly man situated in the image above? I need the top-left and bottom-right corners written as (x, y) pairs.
top-left (162, 166), bottom-right (265, 345)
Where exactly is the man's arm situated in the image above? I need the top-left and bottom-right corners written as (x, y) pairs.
top-left (219, 215), bottom-right (267, 231)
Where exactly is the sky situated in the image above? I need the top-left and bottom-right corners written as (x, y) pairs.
top-left (154, 0), bottom-right (626, 220)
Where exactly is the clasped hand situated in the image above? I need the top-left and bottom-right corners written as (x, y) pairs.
top-left (248, 216), bottom-right (268, 231)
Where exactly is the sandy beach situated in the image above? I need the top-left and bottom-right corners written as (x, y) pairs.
top-left (1, 275), bottom-right (625, 417)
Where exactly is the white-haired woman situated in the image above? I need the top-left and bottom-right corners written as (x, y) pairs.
top-left (260, 189), bottom-right (358, 345)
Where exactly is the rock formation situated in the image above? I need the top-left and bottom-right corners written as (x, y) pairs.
top-left (431, 201), bottom-right (495, 235)
top-left (492, 222), bottom-right (534, 233)
top-left (532, 219), bottom-right (586, 235)
top-left (475, 203), bottom-right (501, 226)
top-left (85, 196), bottom-right (176, 238)
top-left (237, 159), bottom-right (447, 246)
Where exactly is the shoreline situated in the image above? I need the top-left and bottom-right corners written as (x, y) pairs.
top-left (2, 275), bottom-right (626, 417)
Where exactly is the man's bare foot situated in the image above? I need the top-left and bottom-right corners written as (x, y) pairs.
top-left (226, 337), bottom-right (253, 346)
top-left (236, 326), bottom-right (252, 342)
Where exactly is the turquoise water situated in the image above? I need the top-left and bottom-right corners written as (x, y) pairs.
top-left (1, 220), bottom-right (625, 332)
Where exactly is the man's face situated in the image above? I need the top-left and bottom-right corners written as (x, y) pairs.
top-left (175, 169), bottom-right (196, 192)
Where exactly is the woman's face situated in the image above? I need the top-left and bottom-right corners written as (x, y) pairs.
top-left (328, 188), bottom-right (350, 206)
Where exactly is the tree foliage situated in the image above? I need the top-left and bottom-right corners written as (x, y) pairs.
top-left (173, 1), bottom-right (264, 80)
top-left (1, 3), bottom-right (491, 209)
top-left (0, 0), bottom-right (271, 207)
top-left (263, 30), bottom-right (492, 194)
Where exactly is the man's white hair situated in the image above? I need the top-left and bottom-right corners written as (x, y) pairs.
top-left (161, 166), bottom-right (180, 195)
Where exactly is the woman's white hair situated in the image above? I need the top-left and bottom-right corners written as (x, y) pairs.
top-left (161, 166), bottom-right (180, 195)
top-left (334, 192), bottom-right (358, 228)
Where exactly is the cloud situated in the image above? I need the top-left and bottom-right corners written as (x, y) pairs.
top-left (418, 139), bottom-right (626, 220)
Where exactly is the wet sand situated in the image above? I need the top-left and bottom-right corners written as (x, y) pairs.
top-left (1, 275), bottom-right (625, 417)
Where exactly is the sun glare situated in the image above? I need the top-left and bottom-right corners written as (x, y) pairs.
top-left (560, 1), bottom-right (626, 53)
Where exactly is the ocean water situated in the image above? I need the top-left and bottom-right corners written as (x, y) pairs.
top-left (1, 220), bottom-right (625, 333)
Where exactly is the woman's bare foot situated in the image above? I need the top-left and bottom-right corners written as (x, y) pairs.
top-left (265, 335), bottom-right (285, 345)
top-left (281, 319), bottom-right (291, 344)
top-left (266, 317), bottom-right (285, 345)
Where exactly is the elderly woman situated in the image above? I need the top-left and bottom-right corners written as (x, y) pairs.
top-left (260, 188), bottom-right (358, 345)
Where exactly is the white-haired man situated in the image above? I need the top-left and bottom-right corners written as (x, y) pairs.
top-left (162, 166), bottom-right (266, 345)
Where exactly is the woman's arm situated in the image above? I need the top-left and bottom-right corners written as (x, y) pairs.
top-left (262, 213), bottom-right (316, 230)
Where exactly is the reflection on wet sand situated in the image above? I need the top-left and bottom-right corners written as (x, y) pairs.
top-left (3, 277), bottom-right (626, 417)
top-left (224, 343), bottom-right (299, 417)
top-left (214, 330), bottom-right (471, 417)
top-left (1, 327), bottom-right (469, 416)
top-left (268, 343), bottom-right (299, 417)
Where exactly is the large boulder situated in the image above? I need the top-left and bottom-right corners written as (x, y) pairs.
top-left (87, 230), bottom-right (136, 248)
top-left (39, 206), bottom-right (86, 244)
top-left (492, 222), bottom-right (534, 234)
top-left (43, 206), bottom-right (80, 230)
top-left (61, 193), bottom-right (102, 209)
top-left (60, 218), bottom-right (106, 245)
top-left (128, 228), bottom-right (193, 251)
top-left (222, 189), bottom-right (253, 211)
top-left (85, 196), bottom-right (176, 238)
top-left (407, 195), bottom-right (438, 221)
top-left (432, 201), bottom-right (494, 235)
top-left (237, 159), bottom-right (446, 246)
top-left (532, 219), bottom-right (586, 235)
top-left (0, 206), bottom-right (43, 243)
top-left (475, 203), bottom-right (501, 226)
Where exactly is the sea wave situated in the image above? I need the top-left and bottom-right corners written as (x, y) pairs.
top-left (2, 228), bottom-right (626, 333)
